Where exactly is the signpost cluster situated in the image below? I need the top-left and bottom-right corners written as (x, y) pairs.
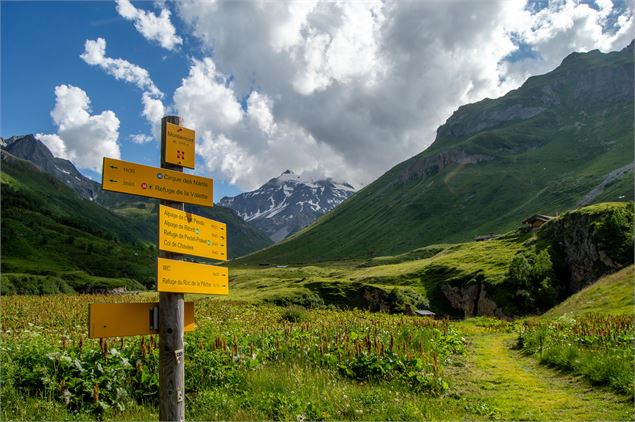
top-left (88, 116), bottom-right (228, 421)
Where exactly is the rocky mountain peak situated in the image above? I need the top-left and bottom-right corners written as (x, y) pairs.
top-left (1, 134), bottom-right (100, 201)
top-left (220, 171), bottom-right (356, 242)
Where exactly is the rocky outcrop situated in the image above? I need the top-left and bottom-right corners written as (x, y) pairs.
top-left (575, 162), bottom-right (634, 207)
top-left (437, 104), bottom-right (545, 140)
top-left (440, 279), bottom-right (505, 318)
top-left (539, 203), bottom-right (634, 293)
top-left (2, 135), bottom-right (101, 201)
top-left (399, 149), bottom-right (493, 183)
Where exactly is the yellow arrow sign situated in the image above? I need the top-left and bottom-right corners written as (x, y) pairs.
top-left (101, 157), bottom-right (213, 207)
top-left (157, 257), bottom-right (229, 295)
top-left (88, 302), bottom-right (196, 338)
top-left (159, 205), bottom-right (227, 261)
top-left (164, 122), bottom-right (195, 169)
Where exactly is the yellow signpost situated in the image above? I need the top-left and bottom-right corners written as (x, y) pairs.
top-left (92, 116), bottom-right (229, 420)
top-left (159, 204), bottom-right (227, 260)
top-left (101, 157), bottom-right (213, 207)
top-left (164, 122), bottom-right (195, 169)
top-left (157, 257), bottom-right (229, 295)
top-left (88, 302), bottom-right (195, 338)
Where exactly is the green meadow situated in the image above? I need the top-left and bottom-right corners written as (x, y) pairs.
top-left (1, 289), bottom-right (633, 421)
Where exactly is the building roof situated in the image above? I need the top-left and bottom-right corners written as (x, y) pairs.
top-left (414, 309), bottom-right (436, 316)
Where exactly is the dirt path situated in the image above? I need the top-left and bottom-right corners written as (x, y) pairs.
top-left (447, 330), bottom-right (634, 421)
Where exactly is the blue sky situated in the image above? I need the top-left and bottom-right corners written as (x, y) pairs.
top-left (0, 2), bottom-right (242, 195)
top-left (2, 1), bottom-right (633, 200)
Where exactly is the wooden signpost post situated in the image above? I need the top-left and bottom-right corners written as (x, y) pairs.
top-left (158, 115), bottom-right (187, 422)
top-left (91, 115), bottom-right (229, 421)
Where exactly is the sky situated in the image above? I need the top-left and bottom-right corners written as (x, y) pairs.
top-left (1, 0), bottom-right (633, 201)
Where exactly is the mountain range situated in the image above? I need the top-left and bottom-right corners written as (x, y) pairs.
top-left (2, 135), bottom-right (101, 201)
top-left (239, 41), bottom-right (635, 264)
top-left (1, 136), bottom-right (273, 290)
top-left (3, 42), bottom-right (633, 287)
top-left (220, 170), bottom-right (355, 241)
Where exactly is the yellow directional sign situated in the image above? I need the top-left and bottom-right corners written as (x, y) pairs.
top-left (157, 257), bottom-right (229, 295)
top-left (88, 302), bottom-right (195, 338)
top-left (159, 205), bottom-right (227, 260)
top-left (165, 122), bottom-right (195, 169)
top-left (101, 157), bottom-right (213, 207)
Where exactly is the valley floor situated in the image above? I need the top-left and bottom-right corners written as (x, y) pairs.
top-left (1, 295), bottom-right (632, 421)
top-left (447, 324), bottom-right (633, 421)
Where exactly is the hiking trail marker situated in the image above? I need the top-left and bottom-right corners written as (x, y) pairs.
top-left (91, 115), bottom-right (230, 421)
top-left (88, 302), bottom-right (196, 338)
top-left (157, 257), bottom-right (229, 295)
top-left (101, 157), bottom-right (213, 206)
top-left (164, 122), bottom-right (195, 169)
top-left (159, 204), bottom-right (227, 260)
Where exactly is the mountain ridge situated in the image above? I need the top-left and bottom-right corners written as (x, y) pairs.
top-left (238, 42), bottom-right (634, 264)
top-left (2, 134), bottom-right (101, 201)
top-left (0, 137), bottom-right (273, 261)
top-left (220, 169), bottom-right (355, 241)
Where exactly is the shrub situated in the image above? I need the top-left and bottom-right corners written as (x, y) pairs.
top-left (388, 287), bottom-right (429, 314)
top-left (281, 305), bottom-right (307, 323)
top-left (505, 249), bottom-right (558, 313)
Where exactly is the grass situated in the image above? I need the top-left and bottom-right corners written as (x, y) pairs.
top-left (1, 295), bottom-right (633, 421)
top-left (1, 157), bottom-right (157, 287)
top-left (0, 153), bottom-right (272, 287)
top-left (545, 265), bottom-right (634, 317)
top-left (1, 295), bottom-right (468, 420)
top-left (1, 271), bottom-right (146, 295)
top-left (229, 202), bottom-right (634, 318)
top-left (189, 362), bottom-right (471, 421)
top-left (229, 229), bottom-right (530, 312)
top-left (448, 327), bottom-right (633, 421)
top-left (518, 314), bottom-right (634, 396)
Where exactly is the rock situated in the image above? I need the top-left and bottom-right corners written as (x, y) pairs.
top-left (539, 204), bottom-right (633, 292)
top-left (398, 149), bottom-right (493, 183)
top-left (440, 278), bottom-right (505, 318)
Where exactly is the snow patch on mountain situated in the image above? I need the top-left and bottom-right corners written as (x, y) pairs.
top-left (220, 170), bottom-right (356, 242)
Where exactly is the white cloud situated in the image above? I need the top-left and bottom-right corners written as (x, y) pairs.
top-left (35, 133), bottom-right (68, 159)
top-left (172, 56), bottom-right (358, 189)
top-left (174, 0), bottom-right (633, 190)
top-left (115, 0), bottom-right (182, 50)
top-left (81, 38), bottom-right (162, 97)
top-left (173, 58), bottom-right (243, 131)
top-left (293, 1), bottom-right (386, 95)
top-left (81, 37), bottom-right (165, 138)
top-left (129, 133), bottom-right (153, 144)
top-left (37, 85), bottom-right (120, 171)
top-left (247, 91), bottom-right (276, 135)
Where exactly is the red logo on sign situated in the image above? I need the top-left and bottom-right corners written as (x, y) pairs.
top-left (141, 182), bottom-right (148, 189)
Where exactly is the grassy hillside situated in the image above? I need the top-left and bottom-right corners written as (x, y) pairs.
top-left (229, 203), bottom-right (633, 317)
top-left (240, 44), bottom-right (634, 265)
top-left (1, 152), bottom-right (273, 293)
top-left (544, 265), bottom-right (634, 317)
top-left (1, 153), bottom-right (156, 292)
top-left (230, 230), bottom-right (530, 316)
